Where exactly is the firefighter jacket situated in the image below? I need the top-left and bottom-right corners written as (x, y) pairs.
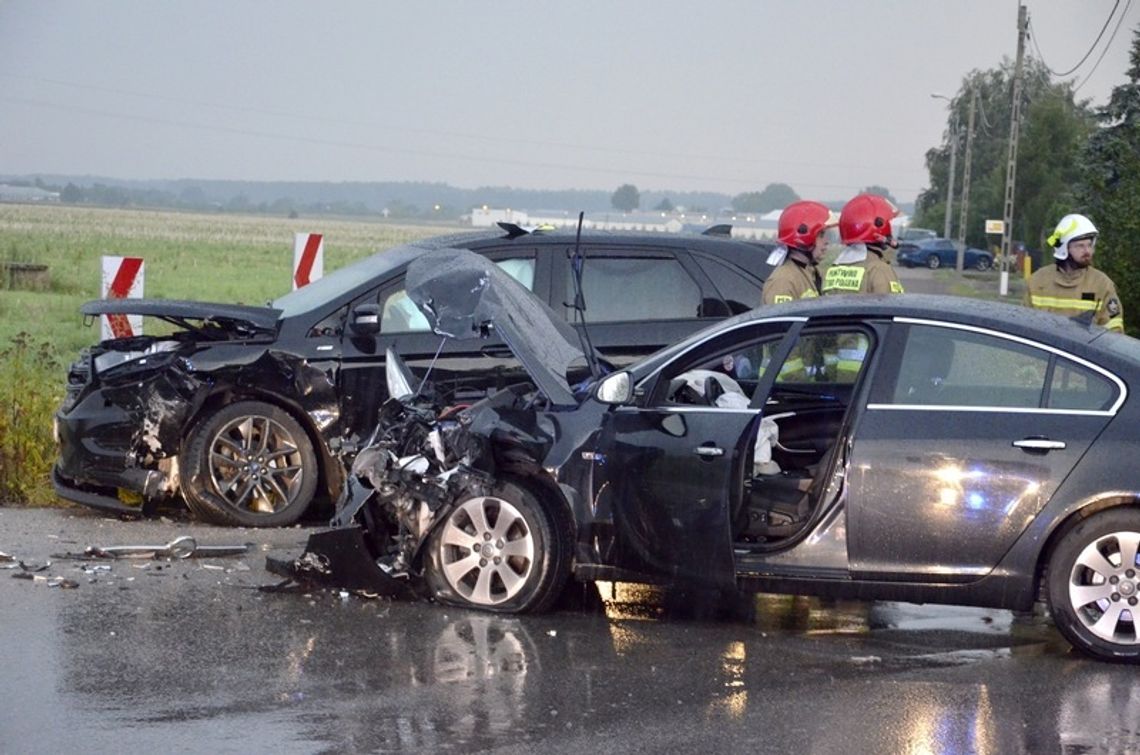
top-left (762, 259), bottom-right (821, 304)
top-left (822, 248), bottom-right (904, 295)
top-left (1025, 264), bottom-right (1124, 332)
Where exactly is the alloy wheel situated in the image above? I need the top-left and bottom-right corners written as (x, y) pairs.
top-left (1067, 529), bottom-right (1140, 645)
top-left (438, 495), bottom-right (536, 605)
top-left (207, 415), bottom-right (305, 514)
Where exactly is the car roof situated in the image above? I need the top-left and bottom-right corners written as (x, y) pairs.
top-left (632, 293), bottom-right (1138, 381)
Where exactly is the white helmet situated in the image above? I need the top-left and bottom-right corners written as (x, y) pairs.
top-left (1047, 213), bottom-right (1098, 260)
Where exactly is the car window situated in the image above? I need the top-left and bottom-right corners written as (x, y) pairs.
top-left (660, 327), bottom-right (870, 407)
top-left (1048, 358), bottom-right (1116, 411)
top-left (767, 332), bottom-right (871, 386)
top-left (691, 254), bottom-right (761, 314)
top-left (567, 255), bottom-right (701, 322)
top-left (891, 325), bottom-right (1049, 407)
top-left (379, 258), bottom-right (536, 333)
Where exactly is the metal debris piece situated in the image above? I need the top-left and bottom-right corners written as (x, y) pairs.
top-left (19, 560), bottom-right (51, 573)
top-left (11, 573), bottom-right (78, 588)
top-left (82, 535), bottom-right (251, 560)
top-left (0, 551), bottom-right (13, 562)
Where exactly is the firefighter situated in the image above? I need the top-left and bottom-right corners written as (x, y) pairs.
top-left (1026, 213), bottom-right (1124, 332)
top-left (822, 193), bottom-right (904, 296)
top-left (762, 200), bottom-right (837, 305)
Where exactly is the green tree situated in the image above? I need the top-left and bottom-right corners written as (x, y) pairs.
top-left (1079, 27), bottom-right (1140, 336)
top-left (731, 183), bottom-right (799, 213)
top-left (654, 197), bottom-right (675, 212)
top-left (916, 59), bottom-right (1093, 250)
top-left (611, 184), bottom-right (640, 212)
top-left (860, 185), bottom-right (896, 205)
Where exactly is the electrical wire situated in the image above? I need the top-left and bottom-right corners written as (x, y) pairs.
top-left (1029, 0), bottom-right (1119, 77)
top-left (1075, 0), bottom-right (1133, 92)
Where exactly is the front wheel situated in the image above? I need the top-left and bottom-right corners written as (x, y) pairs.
top-left (180, 400), bottom-right (318, 527)
top-left (926, 254), bottom-right (942, 270)
top-left (425, 480), bottom-right (572, 613)
top-left (1047, 508), bottom-right (1140, 663)
top-left (975, 257), bottom-right (992, 271)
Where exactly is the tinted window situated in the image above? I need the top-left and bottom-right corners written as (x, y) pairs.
top-left (891, 325), bottom-right (1048, 407)
top-left (379, 258), bottom-right (535, 333)
top-left (692, 254), bottom-right (761, 314)
top-left (568, 256), bottom-right (701, 322)
top-left (1048, 358), bottom-right (1116, 411)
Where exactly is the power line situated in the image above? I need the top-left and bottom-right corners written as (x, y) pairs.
top-left (1029, 0), bottom-right (1120, 77)
top-left (1075, 0), bottom-right (1133, 92)
top-left (0, 72), bottom-right (915, 177)
top-left (0, 96), bottom-right (927, 195)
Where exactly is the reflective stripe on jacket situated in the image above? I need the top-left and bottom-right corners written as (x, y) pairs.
top-left (1025, 265), bottom-right (1124, 332)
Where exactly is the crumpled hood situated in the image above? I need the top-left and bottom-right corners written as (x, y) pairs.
top-left (405, 247), bottom-right (587, 407)
top-left (80, 299), bottom-right (282, 334)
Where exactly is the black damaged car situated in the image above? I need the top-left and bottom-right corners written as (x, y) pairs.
top-left (293, 247), bottom-right (1140, 663)
top-left (53, 226), bottom-right (773, 526)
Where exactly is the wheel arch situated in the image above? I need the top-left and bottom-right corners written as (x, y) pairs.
top-left (1034, 495), bottom-right (1140, 596)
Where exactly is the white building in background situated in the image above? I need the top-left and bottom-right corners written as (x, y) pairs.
top-left (468, 205), bottom-right (912, 241)
top-left (469, 207), bottom-right (530, 227)
top-left (0, 184), bottom-right (60, 202)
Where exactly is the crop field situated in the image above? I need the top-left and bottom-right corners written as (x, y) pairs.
top-left (0, 204), bottom-right (447, 358)
top-left (0, 203), bottom-right (448, 504)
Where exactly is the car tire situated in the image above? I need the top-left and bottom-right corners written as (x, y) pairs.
top-left (424, 479), bottom-right (572, 614)
top-left (926, 255), bottom-right (941, 270)
top-left (1046, 508), bottom-right (1140, 663)
top-left (975, 257), bottom-right (992, 271)
top-left (180, 400), bottom-right (318, 527)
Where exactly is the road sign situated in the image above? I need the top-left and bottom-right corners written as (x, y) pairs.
top-left (100, 255), bottom-right (144, 340)
top-left (293, 233), bottom-right (324, 290)
top-left (985, 219), bottom-right (1005, 235)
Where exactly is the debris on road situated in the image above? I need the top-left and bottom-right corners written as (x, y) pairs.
top-left (51, 535), bottom-right (251, 561)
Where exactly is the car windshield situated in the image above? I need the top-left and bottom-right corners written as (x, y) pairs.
top-left (272, 245), bottom-right (423, 317)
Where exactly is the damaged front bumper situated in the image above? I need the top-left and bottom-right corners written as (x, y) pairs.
top-left (266, 526), bottom-right (420, 598)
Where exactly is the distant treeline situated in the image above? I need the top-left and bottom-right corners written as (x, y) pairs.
top-left (1, 175), bottom-right (737, 219)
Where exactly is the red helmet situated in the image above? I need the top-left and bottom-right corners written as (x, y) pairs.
top-left (839, 193), bottom-right (899, 245)
top-left (777, 201), bottom-right (835, 251)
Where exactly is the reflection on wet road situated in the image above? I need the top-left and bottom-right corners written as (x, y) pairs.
top-left (6, 573), bottom-right (1139, 753)
top-left (1, 508), bottom-right (1137, 752)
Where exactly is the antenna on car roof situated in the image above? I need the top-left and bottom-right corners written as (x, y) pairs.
top-left (569, 211), bottom-right (602, 380)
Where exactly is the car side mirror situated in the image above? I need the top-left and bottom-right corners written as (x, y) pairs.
top-left (595, 371), bottom-right (633, 405)
top-left (349, 303), bottom-right (382, 336)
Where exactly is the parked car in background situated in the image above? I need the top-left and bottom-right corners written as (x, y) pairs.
top-left (897, 238), bottom-right (994, 271)
top-left (54, 225), bottom-right (774, 527)
top-left (896, 226), bottom-right (938, 243)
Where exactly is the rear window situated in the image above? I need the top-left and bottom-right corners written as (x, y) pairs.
top-left (568, 256), bottom-right (701, 322)
top-left (692, 254), bottom-right (761, 314)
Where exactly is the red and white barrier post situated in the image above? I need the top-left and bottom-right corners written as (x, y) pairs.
top-left (293, 232), bottom-right (324, 290)
top-left (100, 255), bottom-right (144, 340)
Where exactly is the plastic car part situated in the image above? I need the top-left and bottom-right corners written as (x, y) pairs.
top-left (1047, 508), bottom-right (1140, 663)
top-left (180, 400), bottom-right (318, 527)
top-left (424, 480), bottom-right (572, 613)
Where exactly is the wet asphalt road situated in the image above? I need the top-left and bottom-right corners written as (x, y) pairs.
top-left (2, 506), bottom-right (1139, 753)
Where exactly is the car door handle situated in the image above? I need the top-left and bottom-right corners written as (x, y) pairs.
top-left (480, 345), bottom-right (513, 358)
top-left (1013, 438), bottom-right (1067, 451)
top-left (693, 445), bottom-right (725, 458)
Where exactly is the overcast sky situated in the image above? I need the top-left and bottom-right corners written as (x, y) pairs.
top-left (1, 1), bottom-right (1136, 204)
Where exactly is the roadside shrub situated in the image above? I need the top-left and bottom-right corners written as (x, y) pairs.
top-left (0, 334), bottom-right (62, 505)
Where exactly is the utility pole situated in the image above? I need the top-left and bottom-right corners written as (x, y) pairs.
top-left (1000, 3), bottom-right (1028, 296)
top-left (944, 112), bottom-right (958, 242)
top-left (955, 88), bottom-right (977, 272)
